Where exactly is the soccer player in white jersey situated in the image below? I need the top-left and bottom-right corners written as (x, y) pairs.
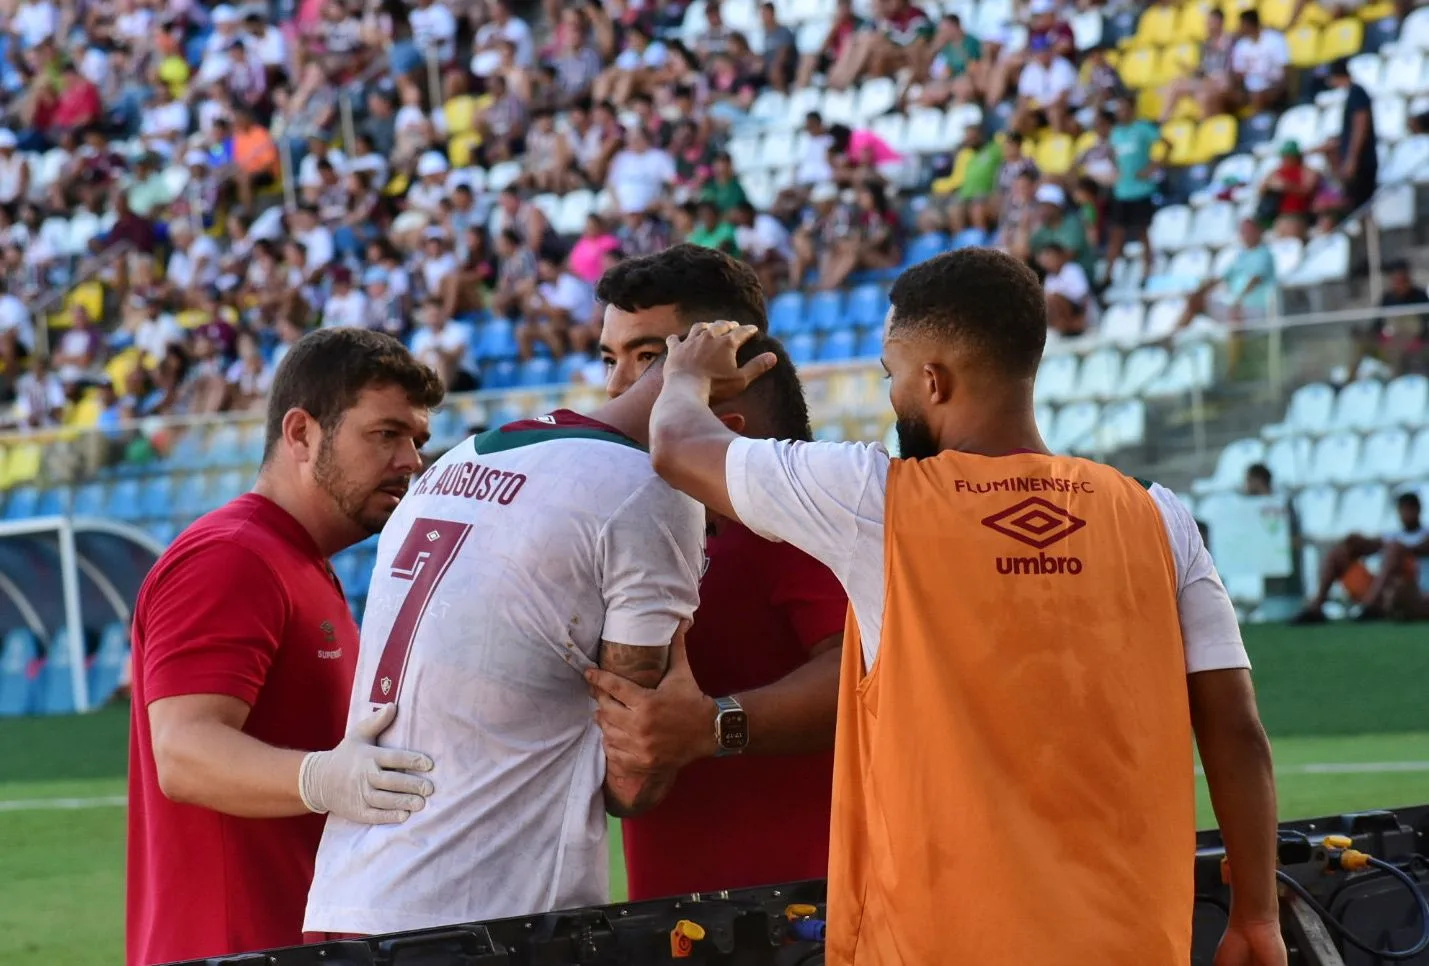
top-left (302, 337), bottom-right (778, 939)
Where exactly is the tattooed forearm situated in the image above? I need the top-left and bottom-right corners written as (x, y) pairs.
top-left (597, 641), bottom-right (669, 690)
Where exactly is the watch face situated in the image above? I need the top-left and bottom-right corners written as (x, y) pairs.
top-left (719, 710), bottom-right (749, 749)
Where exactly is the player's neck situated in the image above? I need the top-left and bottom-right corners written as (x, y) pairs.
top-left (251, 470), bottom-right (362, 559)
top-left (941, 408), bottom-right (1049, 458)
top-left (588, 369), bottom-right (662, 447)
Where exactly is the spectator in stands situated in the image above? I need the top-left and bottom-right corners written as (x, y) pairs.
top-left (797, 0), bottom-right (865, 89)
top-left (758, 2), bottom-right (798, 92)
top-left (127, 329), bottom-right (443, 966)
top-left (322, 267), bottom-right (368, 331)
top-left (1260, 141), bottom-right (1320, 240)
top-left (687, 199), bottom-right (739, 255)
top-left (1295, 492), bottom-right (1428, 623)
top-left (1160, 9), bottom-right (1235, 122)
top-left (1012, 34), bottom-right (1077, 135)
top-left (994, 168), bottom-right (1038, 260)
top-left (12, 353), bottom-right (64, 428)
top-left (1228, 10), bottom-right (1288, 114)
top-left (1029, 183), bottom-right (1094, 280)
top-left (520, 251), bottom-right (596, 360)
top-left (730, 200), bottom-right (791, 294)
top-left (700, 151), bottom-right (747, 213)
top-left (829, 0), bottom-right (934, 90)
top-left (1106, 98), bottom-right (1169, 280)
top-left (568, 214), bottom-right (621, 285)
top-left (914, 13), bottom-right (983, 108)
top-left (1352, 259), bottom-right (1429, 377)
top-left (0, 130), bottom-right (29, 216)
top-left (1324, 57), bottom-right (1378, 218)
top-left (607, 126), bottom-right (676, 214)
top-left (1244, 463), bottom-right (1274, 497)
top-left (1178, 218), bottom-right (1278, 329)
top-left (1038, 240), bottom-right (1096, 336)
top-left (54, 305), bottom-right (104, 380)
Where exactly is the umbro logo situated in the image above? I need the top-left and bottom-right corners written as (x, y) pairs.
top-left (981, 497), bottom-right (1086, 576)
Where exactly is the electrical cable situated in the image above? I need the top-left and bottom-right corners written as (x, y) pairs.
top-left (1274, 856), bottom-right (1429, 961)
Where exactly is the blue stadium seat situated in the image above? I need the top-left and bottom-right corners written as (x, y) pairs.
top-left (138, 475), bottom-right (175, 520)
top-left (87, 623), bottom-right (128, 709)
top-left (35, 486), bottom-right (66, 516)
top-left (474, 320), bottom-right (519, 362)
top-left (517, 357), bottom-right (556, 387)
top-left (205, 424), bottom-right (244, 469)
top-left (237, 423), bottom-right (265, 465)
top-left (903, 233), bottom-right (949, 268)
top-left (4, 486), bottom-right (37, 520)
top-left (72, 483), bottom-right (106, 517)
top-left (35, 629), bottom-right (79, 715)
top-left (484, 359), bottom-right (519, 391)
top-left (769, 292), bottom-right (808, 337)
top-left (817, 329), bottom-right (857, 362)
top-left (855, 326), bottom-right (883, 360)
top-left (146, 520), bottom-right (178, 545)
top-left (430, 406), bottom-right (466, 444)
top-left (173, 473), bottom-right (211, 519)
top-left (212, 470), bottom-right (247, 504)
top-left (786, 333), bottom-right (817, 366)
top-left (332, 550), bottom-right (364, 591)
top-left (847, 284), bottom-right (890, 329)
top-left (807, 291), bottom-right (846, 333)
top-left (355, 553), bottom-right (377, 591)
top-left (555, 353), bottom-right (592, 385)
top-left (0, 628), bottom-right (36, 717)
top-left (167, 429), bottom-right (207, 470)
top-left (107, 479), bottom-right (142, 520)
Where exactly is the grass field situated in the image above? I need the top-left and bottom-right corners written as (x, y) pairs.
top-left (2, 626), bottom-right (1428, 966)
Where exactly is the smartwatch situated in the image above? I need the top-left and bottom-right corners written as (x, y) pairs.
top-left (713, 695), bottom-right (749, 757)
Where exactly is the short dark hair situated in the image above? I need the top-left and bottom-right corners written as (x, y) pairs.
top-left (263, 328), bottom-right (445, 462)
top-left (887, 248), bottom-right (1046, 378)
top-left (734, 333), bottom-right (812, 442)
top-left (595, 243), bottom-right (768, 330)
top-left (1240, 9), bottom-right (1260, 26)
top-left (1246, 463), bottom-right (1272, 487)
top-left (1398, 491), bottom-right (1421, 512)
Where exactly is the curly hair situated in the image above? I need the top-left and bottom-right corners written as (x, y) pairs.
top-left (595, 243), bottom-right (769, 331)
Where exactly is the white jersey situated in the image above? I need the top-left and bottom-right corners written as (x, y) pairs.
top-left (306, 410), bottom-right (704, 936)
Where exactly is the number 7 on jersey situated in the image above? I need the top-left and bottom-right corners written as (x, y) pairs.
top-left (368, 518), bottom-right (473, 706)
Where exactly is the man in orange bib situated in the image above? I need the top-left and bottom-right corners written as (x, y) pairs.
top-left (646, 248), bottom-right (1285, 966)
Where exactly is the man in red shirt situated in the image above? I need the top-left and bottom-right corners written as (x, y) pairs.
top-left (587, 245), bottom-right (848, 899)
top-left (127, 328), bottom-right (447, 966)
top-left (47, 63), bottom-right (103, 133)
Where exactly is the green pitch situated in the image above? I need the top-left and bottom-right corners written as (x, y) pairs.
top-left (3, 626), bottom-right (1428, 966)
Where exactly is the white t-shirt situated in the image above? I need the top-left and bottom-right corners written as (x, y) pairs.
top-left (725, 439), bottom-right (1251, 674)
top-left (606, 148), bottom-right (676, 214)
top-left (298, 150), bottom-right (347, 189)
top-left (297, 226), bottom-right (335, 275)
top-left (736, 213), bottom-right (792, 260)
top-left (1017, 57), bottom-right (1078, 106)
top-left (1384, 523), bottom-right (1427, 551)
top-left (305, 416), bottom-right (704, 934)
top-left (135, 314), bottom-right (185, 360)
top-left (0, 293), bottom-right (33, 349)
top-left (1045, 260), bottom-right (1099, 325)
top-left (322, 289), bottom-right (369, 329)
top-left (166, 235), bottom-right (220, 289)
top-left (539, 272), bottom-right (595, 318)
top-left (409, 322), bottom-right (470, 373)
top-left (140, 101), bottom-right (190, 143)
top-left (410, 2), bottom-right (458, 62)
top-left (13, 2), bottom-right (58, 48)
top-left (471, 17), bottom-right (535, 75)
top-left (1230, 31), bottom-right (1288, 92)
top-left (0, 153), bottom-right (26, 204)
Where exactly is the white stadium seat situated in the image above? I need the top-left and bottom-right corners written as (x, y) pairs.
top-left (1285, 233), bottom-right (1349, 286)
top-left (1050, 401), bottom-right (1100, 453)
top-left (1373, 96), bottom-right (1409, 144)
top-left (1096, 399), bottom-right (1146, 451)
top-left (1119, 346), bottom-right (1169, 396)
top-left (1148, 206), bottom-right (1193, 255)
top-left (1373, 182), bottom-right (1418, 230)
top-left (1265, 382), bottom-right (1335, 439)
top-left (1384, 51), bottom-right (1428, 98)
top-left (1034, 354), bottom-right (1079, 404)
top-left (1403, 5), bottom-right (1429, 52)
top-left (1189, 203), bottom-right (1238, 250)
top-left (1305, 432), bottom-right (1361, 486)
top-left (1072, 347), bottom-right (1122, 400)
top-left (1384, 135), bottom-right (1429, 183)
top-left (1380, 374), bottom-right (1428, 427)
top-left (1144, 299), bottom-right (1185, 341)
top-left (1099, 302), bottom-right (1145, 346)
top-left (1328, 379), bottom-right (1384, 432)
top-left (1348, 52), bottom-right (1385, 95)
top-left (1193, 437), bottom-right (1266, 495)
top-left (1395, 427), bottom-right (1429, 482)
top-left (1273, 105), bottom-right (1321, 150)
top-left (1335, 483), bottom-right (1390, 538)
top-left (1265, 435), bottom-right (1312, 489)
top-left (1351, 428), bottom-right (1410, 483)
top-left (1295, 485), bottom-right (1341, 541)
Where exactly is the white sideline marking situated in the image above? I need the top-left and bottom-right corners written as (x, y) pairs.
top-left (2, 763), bottom-right (1427, 813)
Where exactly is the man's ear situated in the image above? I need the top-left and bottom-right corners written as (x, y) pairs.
top-left (717, 412), bottom-right (747, 434)
top-left (280, 408), bottom-right (317, 465)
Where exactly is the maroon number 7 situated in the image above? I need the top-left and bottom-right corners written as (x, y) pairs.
top-left (368, 518), bottom-right (473, 706)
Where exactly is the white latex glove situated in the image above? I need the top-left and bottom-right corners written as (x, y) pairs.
top-left (298, 703), bottom-right (434, 824)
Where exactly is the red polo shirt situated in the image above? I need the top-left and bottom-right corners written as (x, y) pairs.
top-left (622, 520), bottom-right (847, 899)
top-left (126, 494), bottom-right (359, 966)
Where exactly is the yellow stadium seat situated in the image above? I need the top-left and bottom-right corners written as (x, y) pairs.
top-left (1319, 17), bottom-right (1364, 61)
top-left (1177, 1), bottom-right (1212, 41)
top-left (1036, 133), bottom-right (1075, 174)
top-left (1259, 0), bottom-right (1296, 29)
top-left (66, 280), bottom-right (104, 321)
top-left (1161, 119), bottom-right (1197, 165)
top-left (1118, 46), bottom-right (1160, 89)
top-left (448, 132), bottom-right (481, 168)
top-left (1357, 0), bottom-right (1395, 20)
top-left (105, 348), bottom-right (142, 388)
top-left (384, 171), bottom-right (411, 197)
top-left (68, 390), bottom-right (103, 429)
top-left (175, 309), bottom-right (209, 330)
top-left (1171, 94), bottom-right (1204, 121)
top-left (1073, 130), bottom-right (1099, 157)
top-left (1160, 42), bottom-right (1202, 82)
top-left (5, 443), bottom-right (42, 486)
top-left (1134, 4), bottom-right (1179, 46)
top-left (1297, 2), bottom-right (1333, 25)
top-left (1287, 24), bottom-right (1322, 66)
top-left (1136, 86), bottom-right (1167, 120)
top-left (1104, 48), bottom-right (1121, 69)
top-left (1190, 113), bottom-right (1239, 163)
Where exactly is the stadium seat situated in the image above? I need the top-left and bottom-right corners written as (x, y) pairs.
top-left (1193, 437), bottom-right (1267, 494)
top-left (88, 623), bottom-right (129, 709)
top-left (1149, 206), bottom-right (1194, 254)
top-left (1145, 343), bottom-right (1214, 396)
top-left (4, 486), bottom-right (38, 520)
top-left (1295, 485), bottom-right (1341, 540)
top-left (1351, 428), bottom-right (1409, 483)
top-left (35, 629), bottom-right (79, 715)
top-left (807, 291), bottom-right (846, 333)
top-left (1050, 401), bottom-right (1101, 454)
top-left (138, 475), bottom-right (175, 520)
top-left (1287, 23), bottom-right (1322, 66)
top-left (1095, 399), bottom-right (1148, 451)
top-left (1034, 354), bottom-right (1080, 404)
top-left (1328, 379), bottom-right (1384, 432)
top-left (0, 628), bottom-right (36, 718)
top-left (817, 329), bottom-right (857, 362)
top-left (1036, 133), bottom-right (1075, 174)
top-left (1264, 382), bottom-right (1335, 438)
top-left (1189, 202), bottom-right (1238, 249)
top-left (474, 320), bottom-right (519, 362)
top-left (1099, 303), bottom-right (1145, 346)
top-left (517, 357), bottom-right (556, 387)
top-left (483, 359), bottom-right (519, 391)
top-left (1305, 431), bottom-right (1361, 485)
top-left (786, 333), bottom-right (817, 366)
top-left (769, 292), bottom-right (808, 336)
top-left (1190, 115), bottom-right (1238, 164)
top-left (1265, 435), bottom-right (1313, 488)
top-left (846, 284), bottom-right (889, 329)
top-left (1395, 428), bottom-right (1429, 482)
top-left (35, 487), bottom-right (66, 516)
top-left (1119, 346), bottom-right (1169, 396)
top-left (1319, 18), bottom-right (1364, 62)
top-left (1379, 374), bottom-right (1428, 427)
top-left (1160, 120), bottom-right (1197, 166)
top-left (72, 483), bottom-right (105, 517)
top-left (106, 479), bottom-right (143, 521)
top-left (902, 233), bottom-right (948, 267)
top-left (1335, 482), bottom-right (1388, 536)
top-left (1118, 46), bottom-right (1160, 89)
top-left (855, 327), bottom-right (882, 359)
top-left (204, 424), bottom-right (243, 468)
top-left (172, 473), bottom-right (211, 519)
top-left (212, 470), bottom-right (247, 504)
top-left (1071, 348), bottom-right (1122, 400)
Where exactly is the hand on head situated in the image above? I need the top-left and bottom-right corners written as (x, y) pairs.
top-left (665, 320), bottom-right (779, 403)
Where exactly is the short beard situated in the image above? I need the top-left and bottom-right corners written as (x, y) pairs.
top-left (313, 433), bottom-right (393, 536)
top-left (894, 416), bottom-right (940, 461)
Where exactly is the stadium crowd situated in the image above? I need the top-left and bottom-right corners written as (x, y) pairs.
top-left (0, 0), bottom-right (1415, 435)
